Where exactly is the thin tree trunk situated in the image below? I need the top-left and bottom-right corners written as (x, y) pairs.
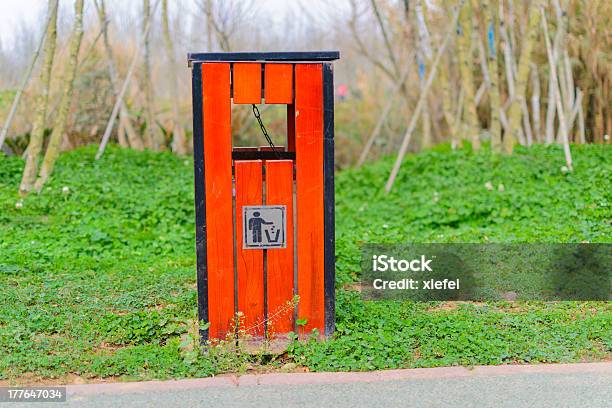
top-left (142, 0), bottom-right (162, 150)
top-left (499, 1), bottom-right (515, 99)
top-left (482, 1), bottom-right (502, 152)
top-left (507, 0), bottom-right (517, 55)
top-left (453, 87), bottom-right (465, 149)
top-left (455, 0), bottom-right (480, 150)
top-left (162, 0), bottom-right (187, 155)
top-left (386, 1), bottom-right (463, 193)
top-left (357, 66), bottom-right (410, 167)
top-left (562, 48), bottom-right (574, 108)
top-left (420, 95), bottom-right (432, 148)
top-left (34, 0), bottom-right (84, 192)
top-left (206, 0), bottom-right (213, 51)
top-left (577, 102), bottom-right (585, 144)
top-left (566, 88), bottom-right (583, 140)
top-left (415, 0), bottom-right (432, 149)
top-left (18, 0), bottom-right (58, 195)
top-left (504, 0), bottom-right (541, 154)
top-left (545, 1), bottom-right (563, 144)
top-left (438, 58), bottom-right (458, 144)
top-left (556, 60), bottom-right (569, 125)
top-left (117, 115), bottom-right (128, 147)
top-left (552, 0), bottom-right (576, 144)
top-left (440, 0), bottom-right (461, 148)
top-left (542, 8), bottom-right (572, 170)
top-left (0, 3), bottom-right (57, 150)
top-left (475, 82), bottom-right (487, 105)
top-left (95, 0), bottom-right (143, 150)
top-left (530, 63), bottom-right (541, 142)
top-left (521, 89), bottom-right (534, 146)
top-left (429, 94), bottom-right (443, 144)
top-left (473, 25), bottom-right (490, 108)
top-left (552, 0), bottom-right (571, 114)
top-left (96, 0), bottom-right (159, 160)
top-left (544, 65), bottom-right (556, 144)
top-left (370, 0), bottom-right (401, 78)
top-left (498, 2), bottom-right (529, 149)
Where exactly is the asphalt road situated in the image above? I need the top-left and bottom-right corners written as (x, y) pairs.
top-left (11, 363), bottom-right (612, 408)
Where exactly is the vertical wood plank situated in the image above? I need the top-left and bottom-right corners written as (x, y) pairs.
top-left (235, 160), bottom-right (265, 338)
top-left (264, 63), bottom-right (293, 104)
top-left (202, 62), bottom-right (234, 340)
top-left (233, 63), bottom-right (262, 104)
top-left (265, 160), bottom-right (295, 336)
top-left (294, 64), bottom-right (324, 335)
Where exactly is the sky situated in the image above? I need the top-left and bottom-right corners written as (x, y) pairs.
top-left (0, 0), bottom-right (46, 45)
top-left (0, 0), bottom-right (350, 85)
top-left (0, 0), bottom-right (303, 48)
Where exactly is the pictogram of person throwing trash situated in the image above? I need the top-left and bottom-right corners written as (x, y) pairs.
top-left (248, 211), bottom-right (273, 243)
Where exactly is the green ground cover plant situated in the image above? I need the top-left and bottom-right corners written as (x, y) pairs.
top-left (0, 144), bottom-right (610, 383)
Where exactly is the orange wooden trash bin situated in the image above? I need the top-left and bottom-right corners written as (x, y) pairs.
top-left (188, 52), bottom-right (339, 342)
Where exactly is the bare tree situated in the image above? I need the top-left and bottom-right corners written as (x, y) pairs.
top-left (18, 0), bottom-right (59, 194)
top-left (414, 0), bottom-right (433, 148)
top-left (504, 0), bottom-right (541, 154)
top-left (456, 0), bottom-right (480, 150)
top-left (142, 0), bottom-right (163, 150)
top-left (96, 0), bottom-right (161, 160)
top-left (370, 0), bottom-right (402, 78)
top-left (542, 7), bottom-right (572, 170)
top-left (196, 0), bottom-right (255, 52)
top-left (357, 65), bottom-right (411, 166)
top-left (162, 0), bottom-right (187, 155)
top-left (34, 0), bottom-right (85, 192)
top-left (530, 63), bottom-right (541, 141)
top-left (94, 0), bottom-right (143, 150)
top-left (386, 1), bottom-right (464, 193)
top-left (438, 53), bottom-right (460, 146)
top-left (0, 2), bottom-right (58, 151)
top-left (479, 1), bottom-right (502, 152)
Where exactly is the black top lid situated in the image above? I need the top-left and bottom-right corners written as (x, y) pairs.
top-left (188, 51), bottom-right (340, 65)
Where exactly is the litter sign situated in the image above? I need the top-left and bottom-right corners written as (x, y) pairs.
top-left (242, 205), bottom-right (286, 249)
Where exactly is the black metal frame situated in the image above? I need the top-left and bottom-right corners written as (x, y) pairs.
top-left (322, 63), bottom-right (335, 338)
top-left (191, 62), bottom-right (209, 342)
top-left (232, 151), bottom-right (295, 161)
top-left (188, 51), bottom-right (340, 66)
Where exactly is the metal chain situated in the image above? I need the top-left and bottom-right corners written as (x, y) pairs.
top-left (251, 104), bottom-right (281, 158)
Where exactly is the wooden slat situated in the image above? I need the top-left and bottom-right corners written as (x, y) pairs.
top-left (264, 63), bottom-right (293, 104)
top-left (202, 62), bottom-right (234, 340)
top-left (265, 160), bottom-right (295, 335)
top-left (233, 63), bottom-right (261, 104)
top-left (235, 160), bottom-right (265, 338)
top-left (294, 64), bottom-right (324, 336)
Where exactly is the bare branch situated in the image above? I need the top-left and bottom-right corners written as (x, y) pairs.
top-left (96, 0), bottom-right (161, 160)
top-left (0, 1), bottom-right (58, 150)
top-left (386, 0), bottom-right (464, 193)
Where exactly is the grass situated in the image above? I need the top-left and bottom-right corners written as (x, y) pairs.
top-left (0, 143), bottom-right (610, 383)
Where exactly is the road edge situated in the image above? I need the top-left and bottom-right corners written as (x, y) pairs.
top-left (66, 362), bottom-right (611, 396)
